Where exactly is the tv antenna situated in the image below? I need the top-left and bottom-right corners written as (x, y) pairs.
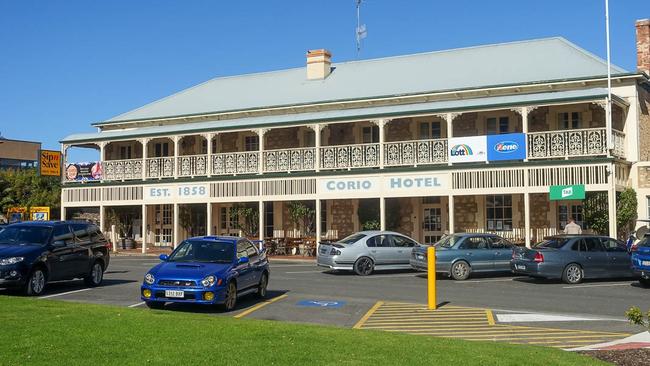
top-left (355, 0), bottom-right (367, 57)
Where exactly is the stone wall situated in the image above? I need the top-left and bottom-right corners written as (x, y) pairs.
top-left (453, 196), bottom-right (478, 231)
top-left (330, 200), bottom-right (355, 238)
top-left (218, 132), bottom-right (239, 153)
top-left (639, 167), bottom-right (650, 188)
top-left (386, 118), bottom-right (412, 142)
top-left (327, 123), bottom-right (356, 145)
top-left (386, 197), bottom-right (414, 235)
top-left (266, 128), bottom-right (299, 150)
top-left (528, 107), bottom-right (549, 132)
top-left (639, 86), bottom-right (650, 161)
top-left (452, 113), bottom-right (478, 137)
top-left (530, 194), bottom-right (550, 228)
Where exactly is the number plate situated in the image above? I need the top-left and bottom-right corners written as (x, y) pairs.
top-left (515, 264), bottom-right (526, 271)
top-left (165, 290), bottom-right (184, 298)
top-left (642, 261), bottom-right (650, 266)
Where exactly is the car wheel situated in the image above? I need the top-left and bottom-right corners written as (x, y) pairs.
top-left (223, 282), bottom-right (238, 311)
top-left (24, 268), bottom-right (47, 296)
top-left (354, 257), bottom-right (374, 276)
top-left (256, 273), bottom-right (268, 299)
top-left (450, 261), bottom-right (471, 281)
top-left (146, 301), bottom-right (165, 309)
top-left (639, 278), bottom-right (650, 288)
top-left (84, 261), bottom-right (104, 287)
top-left (562, 263), bottom-right (583, 284)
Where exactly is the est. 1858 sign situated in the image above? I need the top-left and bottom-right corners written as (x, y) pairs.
top-left (144, 184), bottom-right (209, 201)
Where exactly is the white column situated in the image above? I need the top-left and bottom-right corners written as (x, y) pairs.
top-left (258, 201), bottom-right (264, 246)
top-left (173, 203), bottom-right (180, 248)
top-left (206, 133), bottom-right (213, 177)
top-left (313, 124), bottom-right (321, 172)
top-left (315, 199), bottom-right (321, 248)
top-left (448, 195), bottom-right (455, 234)
top-left (140, 138), bottom-right (148, 181)
top-left (61, 144), bottom-right (69, 184)
top-left (608, 163), bottom-right (618, 238)
top-left (99, 142), bottom-right (106, 163)
top-left (522, 107), bottom-right (529, 162)
top-left (207, 202), bottom-right (213, 235)
top-left (378, 119), bottom-right (386, 169)
top-left (173, 136), bottom-right (180, 179)
top-left (141, 204), bottom-right (147, 254)
top-left (446, 113), bottom-right (456, 166)
top-left (524, 193), bottom-right (531, 248)
top-left (61, 206), bottom-right (66, 221)
top-left (99, 205), bottom-right (105, 233)
top-left (257, 129), bottom-right (267, 174)
top-left (380, 197), bottom-right (386, 231)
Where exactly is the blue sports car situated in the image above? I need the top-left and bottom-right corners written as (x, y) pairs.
top-left (631, 235), bottom-right (650, 287)
top-left (141, 236), bottom-right (269, 311)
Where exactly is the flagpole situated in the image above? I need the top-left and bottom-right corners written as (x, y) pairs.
top-left (605, 0), bottom-right (613, 152)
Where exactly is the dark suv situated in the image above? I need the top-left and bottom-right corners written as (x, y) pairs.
top-left (0, 221), bottom-right (110, 295)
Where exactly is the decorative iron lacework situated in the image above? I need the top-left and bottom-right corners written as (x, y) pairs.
top-left (384, 139), bottom-right (448, 166)
top-left (263, 148), bottom-right (316, 172)
top-left (212, 152), bottom-right (259, 175)
top-left (103, 159), bottom-right (142, 181)
top-left (528, 128), bottom-right (606, 159)
top-left (320, 143), bottom-right (380, 170)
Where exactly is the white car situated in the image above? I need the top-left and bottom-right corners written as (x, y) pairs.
top-left (316, 231), bottom-right (420, 275)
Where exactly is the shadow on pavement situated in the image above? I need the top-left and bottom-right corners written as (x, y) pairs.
top-left (160, 290), bottom-right (290, 315)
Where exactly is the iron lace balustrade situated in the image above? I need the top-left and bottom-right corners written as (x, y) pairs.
top-left (177, 154), bottom-right (209, 177)
top-left (211, 151), bottom-right (259, 175)
top-left (146, 157), bottom-right (175, 179)
top-left (263, 147), bottom-right (316, 173)
top-left (527, 128), bottom-right (609, 159)
top-left (319, 143), bottom-right (380, 170)
top-left (384, 138), bottom-right (448, 167)
top-left (101, 159), bottom-right (143, 181)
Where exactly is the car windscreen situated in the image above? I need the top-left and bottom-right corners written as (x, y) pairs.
top-left (435, 235), bottom-right (461, 248)
top-left (534, 238), bottom-right (571, 249)
top-left (337, 233), bottom-right (367, 245)
top-left (638, 237), bottom-right (650, 248)
top-left (0, 226), bottom-right (52, 245)
top-left (168, 240), bottom-right (234, 263)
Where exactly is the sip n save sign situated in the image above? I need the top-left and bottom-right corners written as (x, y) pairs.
top-left (549, 185), bottom-right (586, 201)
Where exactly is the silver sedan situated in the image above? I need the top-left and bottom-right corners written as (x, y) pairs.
top-left (317, 231), bottom-right (421, 275)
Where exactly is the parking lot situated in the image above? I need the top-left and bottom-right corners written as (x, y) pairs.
top-left (7, 255), bottom-right (646, 348)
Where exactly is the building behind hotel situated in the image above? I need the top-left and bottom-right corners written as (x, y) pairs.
top-left (60, 20), bottom-right (650, 252)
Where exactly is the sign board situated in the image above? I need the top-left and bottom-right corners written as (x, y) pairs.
top-left (318, 173), bottom-right (447, 199)
top-left (30, 207), bottom-right (50, 221)
top-left (448, 136), bottom-right (487, 163)
top-left (549, 185), bottom-right (586, 200)
top-left (144, 184), bottom-right (209, 201)
top-left (296, 300), bottom-right (346, 308)
top-left (7, 207), bottom-right (26, 223)
top-left (39, 150), bottom-right (62, 176)
top-left (487, 133), bottom-right (526, 161)
top-left (66, 162), bottom-right (102, 181)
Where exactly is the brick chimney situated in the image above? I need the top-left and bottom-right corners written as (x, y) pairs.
top-left (306, 49), bottom-right (332, 80)
top-left (637, 19), bottom-right (650, 75)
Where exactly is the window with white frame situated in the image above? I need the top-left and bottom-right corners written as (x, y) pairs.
top-left (154, 142), bottom-right (169, 157)
top-left (419, 121), bottom-right (442, 139)
top-left (486, 195), bottom-right (512, 231)
top-left (362, 126), bottom-right (379, 143)
top-left (558, 204), bottom-right (584, 230)
top-left (487, 117), bottom-right (510, 135)
top-left (559, 112), bottom-right (581, 129)
top-left (119, 145), bottom-right (132, 159)
top-left (244, 136), bottom-right (259, 151)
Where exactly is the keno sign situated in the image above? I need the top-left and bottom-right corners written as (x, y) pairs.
top-left (448, 136), bottom-right (487, 163)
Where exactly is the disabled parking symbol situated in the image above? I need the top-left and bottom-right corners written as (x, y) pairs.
top-left (296, 300), bottom-right (346, 308)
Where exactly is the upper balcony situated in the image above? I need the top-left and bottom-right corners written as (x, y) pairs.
top-left (63, 101), bottom-right (628, 183)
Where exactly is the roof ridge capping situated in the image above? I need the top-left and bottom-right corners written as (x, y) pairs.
top-left (97, 36), bottom-right (630, 126)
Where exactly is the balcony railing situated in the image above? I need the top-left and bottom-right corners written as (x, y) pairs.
top-left (103, 159), bottom-right (142, 181)
top-left (320, 143), bottom-right (380, 170)
top-left (384, 138), bottom-right (448, 167)
top-left (146, 157), bottom-right (174, 179)
top-left (212, 151), bottom-right (259, 175)
top-left (527, 128), bottom-right (607, 159)
top-left (263, 147), bottom-right (316, 173)
top-left (65, 127), bottom-right (626, 183)
top-left (178, 154), bottom-right (208, 177)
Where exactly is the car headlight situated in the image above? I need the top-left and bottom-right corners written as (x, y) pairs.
top-left (201, 275), bottom-right (216, 287)
top-left (0, 257), bottom-right (24, 266)
top-left (144, 273), bottom-right (155, 285)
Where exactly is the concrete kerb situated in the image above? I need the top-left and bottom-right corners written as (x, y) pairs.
top-left (567, 331), bottom-right (650, 351)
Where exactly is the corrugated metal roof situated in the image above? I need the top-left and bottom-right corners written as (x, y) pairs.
top-left (103, 37), bottom-right (626, 124)
top-left (63, 88), bottom-right (611, 144)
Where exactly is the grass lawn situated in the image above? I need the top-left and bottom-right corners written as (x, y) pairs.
top-left (0, 296), bottom-right (604, 366)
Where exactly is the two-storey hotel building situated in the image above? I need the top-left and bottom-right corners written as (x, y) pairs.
top-left (60, 20), bottom-right (650, 252)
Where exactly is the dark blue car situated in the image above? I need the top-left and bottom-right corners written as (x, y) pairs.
top-left (631, 235), bottom-right (650, 287)
top-left (141, 236), bottom-right (269, 311)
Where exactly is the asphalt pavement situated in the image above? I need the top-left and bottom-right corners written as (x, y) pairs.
top-left (4, 256), bottom-right (646, 339)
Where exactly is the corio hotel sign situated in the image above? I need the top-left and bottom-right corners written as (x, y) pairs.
top-left (318, 173), bottom-right (448, 199)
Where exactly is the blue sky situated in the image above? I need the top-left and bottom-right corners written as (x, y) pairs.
top-left (0, 1), bottom-right (646, 160)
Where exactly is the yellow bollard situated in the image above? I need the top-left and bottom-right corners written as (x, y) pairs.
top-left (427, 246), bottom-right (437, 310)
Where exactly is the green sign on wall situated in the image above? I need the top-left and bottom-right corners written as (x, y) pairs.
top-left (549, 184), bottom-right (586, 201)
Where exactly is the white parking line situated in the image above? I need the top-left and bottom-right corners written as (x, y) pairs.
top-left (457, 279), bottom-right (514, 283)
top-left (39, 288), bottom-right (93, 299)
top-left (285, 270), bottom-right (325, 274)
top-left (562, 283), bottom-right (632, 289)
top-left (128, 302), bottom-right (146, 308)
top-left (270, 264), bottom-right (317, 268)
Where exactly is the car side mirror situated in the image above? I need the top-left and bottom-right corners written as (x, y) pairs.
top-left (52, 240), bottom-right (66, 248)
top-left (238, 256), bottom-right (250, 265)
top-left (159, 254), bottom-right (169, 261)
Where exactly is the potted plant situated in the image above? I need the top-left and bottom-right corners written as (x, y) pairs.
top-left (106, 208), bottom-right (137, 249)
top-left (229, 203), bottom-right (259, 238)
